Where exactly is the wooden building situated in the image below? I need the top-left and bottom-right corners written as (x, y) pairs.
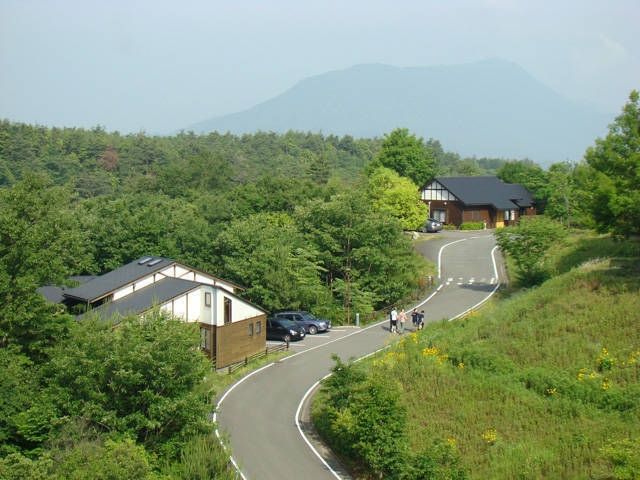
top-left (420, 176), bottom-right (536, 228)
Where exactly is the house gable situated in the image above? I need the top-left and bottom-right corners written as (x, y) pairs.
top-left (420, 179), bottom-right (460, 202)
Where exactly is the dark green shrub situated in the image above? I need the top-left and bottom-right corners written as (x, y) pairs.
top-left (404, 441), bottom-right (468, 480)
top-left (314, 357), bottom-right (408, 478)
top-left (459, 221), bottom-right (484, 230)
top-left (598, 439), bottom-right (640, 480)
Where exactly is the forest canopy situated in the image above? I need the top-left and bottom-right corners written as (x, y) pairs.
top-left (2, 88), bottom-right (638, 477)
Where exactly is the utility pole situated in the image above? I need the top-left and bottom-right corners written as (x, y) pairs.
top-left (346, 267), bottom-right (351, 325)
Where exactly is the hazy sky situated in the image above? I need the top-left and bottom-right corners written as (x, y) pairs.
top-left (1, 0), bottom-right (638, 135)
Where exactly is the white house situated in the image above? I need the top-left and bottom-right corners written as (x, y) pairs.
top-left (40, 256), bottom-right (267, 368)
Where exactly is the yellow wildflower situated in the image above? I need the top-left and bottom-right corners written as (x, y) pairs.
top-left (482, 428), bottom-right (497, 445)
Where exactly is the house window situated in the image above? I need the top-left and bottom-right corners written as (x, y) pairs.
top-left (224, 297), bottom-right (232, 324)
top-left (433, 209), bottom-right (446, 223)
top-left (200, 327), bottom-right (210, 351)
top-left (248, 323), bottom-right (254, 336)
top-left (256, 321), bottom-right (261, 334)
top-left (204, 292), bottom-right (211, 307)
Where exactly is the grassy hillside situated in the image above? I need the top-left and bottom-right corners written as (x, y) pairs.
top-left (314, 233), bottom-right (639, 479)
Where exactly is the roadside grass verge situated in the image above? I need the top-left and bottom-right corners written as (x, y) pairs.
top-left (313, 231), bottom-right (640, 479)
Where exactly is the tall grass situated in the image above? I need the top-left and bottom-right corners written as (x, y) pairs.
top-left (313, 232), bottom-right (640, 479)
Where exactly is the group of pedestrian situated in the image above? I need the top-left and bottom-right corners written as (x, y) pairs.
top-left (389, 307), bottom-right (424, 334)
top-left (411, 308), bottom-right (425, 330)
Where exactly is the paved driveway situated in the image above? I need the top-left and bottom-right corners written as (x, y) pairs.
top-left (215, 230), bottom-right (501, 480)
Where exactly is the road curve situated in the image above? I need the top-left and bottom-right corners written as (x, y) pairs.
top-left (215, 231), bottom-right (501, 480)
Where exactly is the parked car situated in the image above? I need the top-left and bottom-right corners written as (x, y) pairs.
top-left (266, 317), bottom-right (306, 342)
top-left (273, 311), bottom-right (331, 335)
top-left (422, 218), bottom-right (443, 233)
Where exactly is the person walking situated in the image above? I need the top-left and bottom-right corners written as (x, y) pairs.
top-left (418, 310), bottom-right (425, 330)
top-left (399, 308), bottom-right (406, 333)
top-left (390, 308), bottom-right (398, 333)
top-left (411, 308), bottom-right (419, 328)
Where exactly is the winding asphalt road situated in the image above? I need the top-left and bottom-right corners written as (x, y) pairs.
top-left (215, 230), bottom-right (502, 480)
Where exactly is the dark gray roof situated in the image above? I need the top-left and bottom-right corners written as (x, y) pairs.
top-left (81, 277), bottom-right (201, 321)
top-left (504, 183), bottom-right (535, 207)
top-left (63, 256), bottom-right (178, 303)
top-left (63, 256), bottom-right (245, 304)
top-left (37, 275), bottom-right (99, 304)
top-left (37, 285), bottom-right (67, 304)
top-left (435, 176), bottom-right (533, 210)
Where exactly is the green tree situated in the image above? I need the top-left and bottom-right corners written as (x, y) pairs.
top-left (0, 173), bottom-right (90, 358)
top-left (373, 128), bottom-right (436, 186)
top-left (80, 192), bottom-right (215, 273)
top-left (295, 187), bottom-right (427, 314)
top-left (26, 310), bottom-right (216, 457)
top-left (0, 347), bottom-right (36, 453)
top-left (317, 357), bottom-right (408, 478)
top-left (368, 167), bottom-right (428, 231)
top-left (496, 159), bottom-right (547, 199)
top-left (52, 437), bottom-right (156, 480)
top-left (584, 90), bottom-right (640, 238)
top-left (211, 212), bottom-right (328, 312)
top-left (542, 162), bottom-right (574, 226)
top-left (495, 216), bottom-right (566, 286)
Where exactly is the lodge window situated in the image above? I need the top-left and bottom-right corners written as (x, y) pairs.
top-left (204, 292), bottom-right (211, 307)
top-left (248, 323), bottom-right (254, 336)
top-left (224, 297), bottom-right (232, 324)
top-left (432, 209), bottom-right (446, 223)
top-left (256, 321), bottom-right (261, 334)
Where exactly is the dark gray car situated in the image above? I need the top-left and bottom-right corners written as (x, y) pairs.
top-left (273, 311), bottom-right (331, 335)
top-left (266, 317), bottom-right (306, 342)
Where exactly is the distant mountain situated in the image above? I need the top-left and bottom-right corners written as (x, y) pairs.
top-left (188, 59), bottom-right (611, 165)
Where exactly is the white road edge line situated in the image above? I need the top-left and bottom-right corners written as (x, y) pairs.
top-left (295, 343), bottom-right (390, 480)
top-left (217, 235), bottom-right (501, 480)
top-left (449, 244), bottom-right (501, 321)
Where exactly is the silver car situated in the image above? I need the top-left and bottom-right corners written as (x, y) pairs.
top-left (423, 218), bottom-right (443, 233)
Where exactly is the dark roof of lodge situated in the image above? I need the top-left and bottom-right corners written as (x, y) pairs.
top-left (504, 182), bottom-right (535, 207)
top-left (80, 277), bottom-right (201, 321)
top-left (434, 176), bottom-right (534, 210)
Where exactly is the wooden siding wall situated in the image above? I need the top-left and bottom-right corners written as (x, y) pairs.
top-left (214, 313), bottom-right (267, 368)
top-left (461, 208), bottom-right (493, 226)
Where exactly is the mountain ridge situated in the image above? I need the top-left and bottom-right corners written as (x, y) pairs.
top-left (189, 59), bottom-right (611, 165)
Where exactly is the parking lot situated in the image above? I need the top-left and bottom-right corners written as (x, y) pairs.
top-left (266, 325), bottom-right (361, 353)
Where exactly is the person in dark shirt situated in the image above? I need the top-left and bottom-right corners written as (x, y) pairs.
top-left (411, 308), bottom-right (419, 327)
